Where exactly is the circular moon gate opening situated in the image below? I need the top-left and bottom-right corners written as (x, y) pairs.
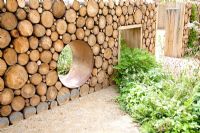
top-left (58, 40), bottom-right (94, 89)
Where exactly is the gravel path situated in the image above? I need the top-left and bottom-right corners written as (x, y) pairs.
top-left (0, 86), bottom-right (139, 133)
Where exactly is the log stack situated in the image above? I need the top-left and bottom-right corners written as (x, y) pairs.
top-left (0, 0), bottom-right (158, 127)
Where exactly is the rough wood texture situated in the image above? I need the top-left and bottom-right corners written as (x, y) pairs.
top-left (11, 96), bottom-right (25, 111)
top-left (21, 84), bottom-right (36, 98)
top-left (0, 12), bottom-right (18, 30)
top-left (0, 28), bottom-right (11, 48)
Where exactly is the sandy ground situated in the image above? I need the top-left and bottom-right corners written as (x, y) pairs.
top-left (0, 86), bottom-right (139, 133)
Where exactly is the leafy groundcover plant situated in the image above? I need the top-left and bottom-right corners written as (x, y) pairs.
top-left (114, 40), bottom-right (200, 133)
top-left (57, 45), bottom-right (73, 75)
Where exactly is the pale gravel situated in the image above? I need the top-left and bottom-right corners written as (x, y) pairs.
top-left (0, 86), bottom-right (139, 133)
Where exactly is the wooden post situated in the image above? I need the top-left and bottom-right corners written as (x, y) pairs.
top-left (164, 3), bottom-right (185, 57)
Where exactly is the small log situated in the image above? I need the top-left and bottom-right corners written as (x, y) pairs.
top-left (120, 15), bottom-right (125, 25)
top-left (10, 29), bottom-right (19, 38)
top-left (72, 0), bottom-right (80, 11)
top-left (80, 84), bottom-right (89, 97)
top-left (40, 96), bottom-right (46, 102)
top-left (53, 52), bottom-right (59, 61)
top-left (49, 60), bottom-right (57, 70)
top-left (55, 82), bottom-right (62, 90)
top-left (52, 0), bottom-right (65, 18)
top-left (41, 11), bottom-right (54, 28)
top-left (6, 0), bottom-right (18, 12)
top-left (36, 102), bottom-right (48, 113)
top-left (23, 106), bottom-right (36, 118)
top-left (33, 24), bottom-right (46, 37)
top-left (50, 101), bottom-right (57, 109)
top-left (21, 84), bottom-right (36, 98)
top-left (16, 8), bottom-right (26, 20)
top-left (0, 12), bottom-right (18, 30)
top-left (107, 65), bottom-right (113, 75)
top-left (70, 89), bottom-right (79, 100)
top-left (108, 37), bottom-right (115, 48)
top-left (29, 0), bottom-right (39, 9)
top-left (87, 0), bottom-right (99, 17)
top-left (53, 39), bottom-right (64, 52)
top-left (86, 17), bottom-right (94, 29)
top-left (128, 15), bottom-right (133, 24)
top-left (30, 95), bottom-right (40, 106)
top-left (17, 0), bottom-right (25, 8)
top-left (0, 28), bottom-right (11, 49)
top-left (94, 83), bottom-right (102, 91)
top-left (0, 89), bottom-right (14, 105)
top-left (102, 60), bottom-right (108, 70)
top-left (18, 53), bottom-right (29, 65)
top-left (0, 77), bottom-right (4, 91)
top-left (51, 31), bottom-right (59, 42)
top-left (116, 6), bottom-right (122, 17)
top-left (56, 19), bottom-right (67, 35)
top-left (76, 28), bottom-right (85, 40)
top-left (113, 30), bottom-right (118, 39)
top-left (134, 9), bottom-right (143, 24)
top-left (40, 50), bottom-right (52, 63)
top-left (18, 20), bottom-right (33, 36)
top-left (36, 82), bottom-right (47, 96)
top-left (88, 34), bottom-right (96, 46)
top-left (128, 5), bottom-right (133, 15)
top-left (13, 37), bottom-right (29, 53)
top-left (40, 36), bottom-right (52, 50)
top-left (95, 56), bottom-right (103, 68)
top-left (43, 0), bottom-right (52, 10)
top-left (46, 86), bottom-right (57, 101)
top-left (93, 26), bottom-right (99, 35)
top-left (65, 9), bottom-right (76, 23)
top-left (99, 16), bottom-right (106, 29)
top-left (3, 48), bottom-right (17, 65)
top-left (76, 17), bottom-right (85, 28)
top-left (105, 25), bottom-right (113, 37)
top-left (26, 61), bottom-right (38, 74)
top-left (9, 112), bottom-right (23, 124)
top-left (62, 33), bottom-right (71, 44)
top-left (0, 105), bottom-right (12, 117)
top-left (67, 23), bottom-right (76, 34)
top-left (46, 70), bottom-right (58, 86)
top-left (106, 15), bottom-right (113, 25)
top-left (102, 6), bottom-right (108, 16)
top-left (30, 50), bottom-right (40, 62)
top-left (104, 48), bottom-right (112, 59)
top-left (79, 6), bottom-right (87, 17)
top-left (57, 87), bottom-right (70, 105)
top-left (122, 6), bottom-right (128, 15)
top-left (92, 44), bottom-right (100, 55)
top-left (39, 63), bottom-right (49, 75)
top-left (92, 68), bottom-right (97, 76)
top-left (99, 0), bottom-right (104, 9)
top-left (28, 10), bottom-right (40, 24)
top-left (30, 73), bottom-right (42, 85)
top-left (14, 89), bottom-right (21, 96)
top-left (11, 96), bottom-right (25, 111)
top-left (97, 70), bottom-right (105, 83)
top-left (97, 32), bottom-right (105, 44)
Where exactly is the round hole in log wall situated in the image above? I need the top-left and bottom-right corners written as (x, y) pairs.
top-left (58, 40), bottom-right (93, 89)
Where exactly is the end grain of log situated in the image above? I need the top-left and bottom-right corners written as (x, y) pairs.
top-left (0, 89), bottom-right (14, 105)
top-left (3, 48), bottom-right (17, 65)
top-left (11, 96), bottom-right (25, 111)
top-left (18, 53), bottom-right (29, 66)
top-left (0, 28), bottom-right (11, 48)
top-left (0, 12), bottom-right (18, 30)
top-left (36, 82), bottom-right (47, 96)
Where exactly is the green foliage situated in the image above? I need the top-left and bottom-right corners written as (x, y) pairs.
top-left (114, 40), bottom-right (200, 133)
top-left (57, 45), bottom-right (73, 75)
top-left (186, 4), bottom-right (199, 56)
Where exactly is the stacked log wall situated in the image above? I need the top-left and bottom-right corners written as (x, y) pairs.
top-left (0, 0), bottom-right (157, 127)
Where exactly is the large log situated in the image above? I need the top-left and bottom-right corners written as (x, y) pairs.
top-left (79, 6), bottom-right (87, 17)
top-left (0, 12), bottom-right (18, 30)
top-left (41, 11), bottom-right (54, 28)
top-left (3, 48), bottom-right (17, 65)
top-left (18, 20), bottom-right (33, 36)
top-left (0, 89), bottom-right (14, 105)
top-left (6, 0), bottom-right (18, 12)
top-left (134, 9), bottom-right (143, 24)
top-left (11, 96), bottom-right (25, 111)
top-left (0, 28), bottom-right (11, 49)
top-left (56, 19), bottom-right (67, 35)
top-left (87, 0), bottom-right (99, 17)
top-left (28, 10), bottom-right (40, 24)
top-left (18, 53), bottom-right (29, 65)
top-left (46, 70), bottom-right (58, 86)
top-left (13, 37), bottom-right (29, 53)
top-left (52, 0), bottom-right (65, 18)
top-left (21, 84), bottom-right (36, 98)
top-left (65, 9), bottom-right (76, 23)
top-left (36, 82), bottom-right (47, 96)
